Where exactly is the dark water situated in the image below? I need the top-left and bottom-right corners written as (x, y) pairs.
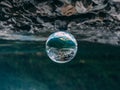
top-left (0, 39), bottom-right (120, 90)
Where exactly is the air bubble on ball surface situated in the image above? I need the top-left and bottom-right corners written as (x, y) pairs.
top-left (46, 31), bottom-right (78, 63)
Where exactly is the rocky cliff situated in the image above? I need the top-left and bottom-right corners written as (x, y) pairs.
top-left (0, 0), bottom-right (120, 45)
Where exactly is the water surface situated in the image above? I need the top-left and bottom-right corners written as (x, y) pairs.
top-left (0, 39), bottom-right (120, 90)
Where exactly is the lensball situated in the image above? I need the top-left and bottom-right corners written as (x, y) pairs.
top-left (46, 31), bottom-right (78, 63)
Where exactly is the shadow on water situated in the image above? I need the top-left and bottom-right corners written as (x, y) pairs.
top-left (0, 39), bottom-right (120, 90)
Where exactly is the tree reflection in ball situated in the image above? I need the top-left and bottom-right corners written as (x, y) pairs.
top-left (46, 31), bottom-right (78, 63)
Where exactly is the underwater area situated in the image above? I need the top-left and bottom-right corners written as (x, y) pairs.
top-left (0, 40), bottom-right (120, 90)
top-left (0, 0), bottom-right (120, 90)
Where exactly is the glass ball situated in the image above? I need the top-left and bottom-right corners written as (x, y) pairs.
top-left (46, 31), bottom-right (78, 63)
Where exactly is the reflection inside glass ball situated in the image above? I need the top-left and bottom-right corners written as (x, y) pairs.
top-left (46, 31), bottom-right (78, 63)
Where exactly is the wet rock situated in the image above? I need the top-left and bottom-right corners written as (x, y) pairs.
top-left (54, 20), bottom-right (67, 30)
top-left (36, 2), bottom-right (53, 16)
top-left (61, 4), bottom-right (77, 16)
top-left (113, 0), bottom-right (120, 2)
top-left (0, 0), bottom-right (120, 45)
top-left (0, 1), bottom-right (13, 8)
top-left (23, 1), bottom-right (36, 13)
top-left (0, 8), bottom-right (10, 21)
top-left (75, 1), bottom-right (88, 13)
top-left (92, 0), bottom-right (106, 4)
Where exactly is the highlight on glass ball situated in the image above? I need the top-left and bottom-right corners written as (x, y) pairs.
top-left (46, 31), bottom-right (78, 63)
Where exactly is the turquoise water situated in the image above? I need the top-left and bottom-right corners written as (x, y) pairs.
top-left (0, 39), bottom-right (120, 90)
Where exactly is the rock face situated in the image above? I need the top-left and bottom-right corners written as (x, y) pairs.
top-left (0, 0), bottom-right (120, 45)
